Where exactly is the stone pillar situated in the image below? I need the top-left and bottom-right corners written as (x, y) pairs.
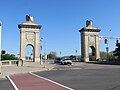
top-left (20, 31), bottom-right (26, 61)
top-left (84, 34), bottom-right (89, 62)
top-left (95, 35), bottom-right (100, 60)
top-left (81, 32), bottom-right (89, 62)
top-left (80, 32), bottom-right (84, 61)
top-left (34, 32), bottom-right (40, 62)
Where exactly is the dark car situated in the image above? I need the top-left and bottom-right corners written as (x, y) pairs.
top-left (54, 58), bottom-right (62, 63)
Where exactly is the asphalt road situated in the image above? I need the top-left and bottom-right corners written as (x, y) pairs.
top-left (0, 63), bottom-right (120, 90)
top-left (0, 79), bottom-right (15, 90)
top-left (34, 68), bottom-right (120, 90)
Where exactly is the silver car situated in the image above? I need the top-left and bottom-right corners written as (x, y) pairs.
top-left (60, 59), bottom-right (72, 65)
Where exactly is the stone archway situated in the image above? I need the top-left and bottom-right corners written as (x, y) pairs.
top-left (26, 44), bottom-right (34, 61)
top-left (89, 46), bottom-right (96, 61)
top-left (18, 15), bottom-right (41, 62)
top-left (79, 20), bottom-right (101, 62)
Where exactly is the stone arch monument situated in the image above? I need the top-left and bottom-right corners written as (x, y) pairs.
top-left (79, 20), bottom-right (100, 62)
top-left (18, 15), bottom-right (41, 62)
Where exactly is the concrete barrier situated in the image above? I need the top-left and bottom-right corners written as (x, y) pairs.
top-left (1, 60), bottom-right (18, 66)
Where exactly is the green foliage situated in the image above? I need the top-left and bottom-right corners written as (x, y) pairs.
top-left (113, 43), bottom-right (120, 58)
top-left (100, 52), bottom-right (107, 60)
top-left (100, 51), bottom-right (115, 60)
top-left (1, 54), bottom-right (18, 60)
top-left (69, 55), bottom-right (76, 60)
top-left (47, 51), bottom-right (57, 59)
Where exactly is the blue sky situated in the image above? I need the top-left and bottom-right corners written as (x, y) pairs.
top-left (0, 0), bottom-right (120, 57)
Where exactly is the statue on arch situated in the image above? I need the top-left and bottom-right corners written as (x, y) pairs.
top-left (26, 15), bottom-right (34, 22)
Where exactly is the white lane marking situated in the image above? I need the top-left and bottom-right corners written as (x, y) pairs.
top-left (30, 72), bottom-right (74, 90)
top-left (6, 76), bottom-right (19, 90)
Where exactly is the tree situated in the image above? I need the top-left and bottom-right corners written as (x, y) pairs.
top-left (69, 55), bottom-right (76, 60)
top-left (113, 43), bottom-right (120, 58)
top-left (1, 54), bottom-right (18, 60)
top-left (100, 51), bottom-right (115, 61)
top-left (47, 51), bottom-right (57, 59)
top-left (100, 52), bottom-right (107, 60)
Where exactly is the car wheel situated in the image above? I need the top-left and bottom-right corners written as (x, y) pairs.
top-left (68, 62), bottom-right (71, 65)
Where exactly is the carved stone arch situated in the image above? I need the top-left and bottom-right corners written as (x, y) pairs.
top-left (79, 20), bottom-right (101, 62)
top-left (26, 44), bottom-right (35, 61)
top-left (89, 46), bottom-right (96, 61)
top-left (18, 15), bottom-right (41, 62)
top-left (90, 46), bottom-right (95, 56)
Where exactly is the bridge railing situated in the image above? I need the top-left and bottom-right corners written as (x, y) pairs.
top-left (1, 60), bottom-right (18, 66)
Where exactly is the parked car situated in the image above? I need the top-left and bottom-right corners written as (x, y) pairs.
top-left (60, 59), bottom-right (72, 65)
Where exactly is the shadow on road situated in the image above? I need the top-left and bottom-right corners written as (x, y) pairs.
top-left (87, 61), bottom-right (120, 65)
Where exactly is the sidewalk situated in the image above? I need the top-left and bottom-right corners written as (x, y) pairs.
top-left (0, 61), bottom-right (55, 79)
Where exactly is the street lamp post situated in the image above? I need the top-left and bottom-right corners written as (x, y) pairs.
top-left (40, 38), bottom-right (43, 64)
top-left (76, 49), bottom-right (78, 61)
top-left (60, 51), bottom-right (61, 59)
top-left (106, 30), bottom-right (112, 61)
top-left (0, 20), bottom-right (2, 74)
top-left (44, 42), bottom-right (46, 68)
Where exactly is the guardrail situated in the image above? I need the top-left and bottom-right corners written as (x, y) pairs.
top-left (1, 60), bottom-right (18, 66)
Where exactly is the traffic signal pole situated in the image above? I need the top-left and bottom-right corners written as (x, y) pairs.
top-left (106, 44), bottom-right (109, 60)
top-left (102, 36), bottom-right (120, 40)
top-left (100, 36), bottom-right (120, 60)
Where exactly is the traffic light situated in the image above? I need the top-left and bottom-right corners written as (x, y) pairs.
top-left (116, 40), bottom-right (119, 45)
top-left (104, 39), bottom-right (107, 44)
top-left (1, 50), bottom-right (5, 54)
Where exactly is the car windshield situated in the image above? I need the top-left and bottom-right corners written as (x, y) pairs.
top-left (64, 59), bottom-right (70, 60)
top-left (61, 59), bottom-right (70, 61)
